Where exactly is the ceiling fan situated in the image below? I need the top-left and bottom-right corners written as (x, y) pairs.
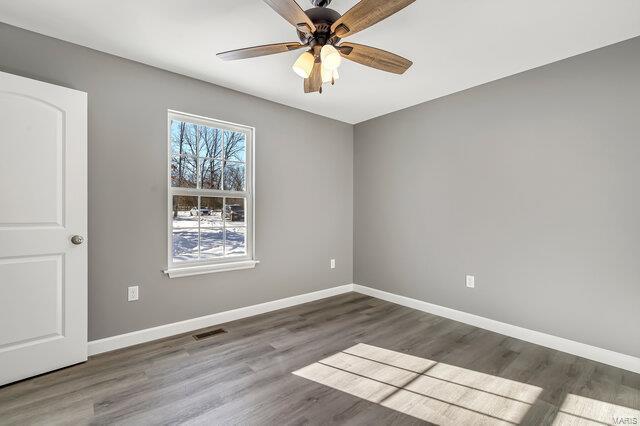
top-left (217, 0), bottom-right (415, 94)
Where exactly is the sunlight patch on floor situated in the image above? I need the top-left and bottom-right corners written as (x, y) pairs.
top-left (293, 343), bottom-right (543, 425)
top-left (552, 394), bottom-right (640, 426)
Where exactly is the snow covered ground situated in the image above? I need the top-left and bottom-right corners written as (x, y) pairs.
top-left (172, 211), bottom-right (246, 262)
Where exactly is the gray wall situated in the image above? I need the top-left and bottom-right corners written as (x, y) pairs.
top-left (0, 23), bottom-right (353, 341)
top-left (2, 20), bottom-right (637, 358)
top-left (354, 37), bottom-right (640, 358)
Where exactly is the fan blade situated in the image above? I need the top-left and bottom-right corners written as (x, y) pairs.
top-left (263, 0), bottom-right (317, 34)
top-left (331, 0), bottom-right (415, 38)
top-left (304, 61), bottom-right (322, 93)
top-left (217, 42), bottom-right (305, 61)
top-left (338, 42), bottom-right (412, 74)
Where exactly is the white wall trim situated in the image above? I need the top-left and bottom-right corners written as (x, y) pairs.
top-left (164, 260), bottom-right (259, 278)
top-left (88, 284), bottom-right (354, 356)
top-left (89, 282), bottom-right (640, 374)
top-left (353, 284), bottom-right (640, 374)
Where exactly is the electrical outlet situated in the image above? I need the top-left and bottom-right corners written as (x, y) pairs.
top-left (330, 259), bottom-right (336, 269)
top-left (466, 275), bottom-right (475, 288)
top-left (128, 285), bottom-right (139, 301)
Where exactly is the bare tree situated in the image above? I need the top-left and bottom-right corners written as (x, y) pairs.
top-left (224, 164), bottom-right (245, 191)
top-left (199, 126), bottom-right (223, 188)
top-left (224, 131), bottom-right (245, 161)
top-left (172, 124), bottom-right (246, 214)
top-left (172, 122), bottom-right (188, 218)
top-left (222, 131), bottom-right (245, 191)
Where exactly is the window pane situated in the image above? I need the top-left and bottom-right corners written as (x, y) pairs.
top-left (223, 162), bottom-right (246, 191)
top-left (224, 198), bottom-right (245, 226)
top-left (171, 156), bottom-right (197, 188)
top-left (173, 228), bottom-right (199, 262)
top-left (200, 197), bottom-right (224, 227)
top-left (200, 228), bottom-right (224, 258)
top-left (201, 158), bottom-right (222, 190)
top-left (169, 115), bottom-right (252, 266)
top-left (170, 120), bottom-right (185, 156)
top-left (224, 130), bottom-right (246, 162)
top-left (225, 227), bottom-right (246, 256)
top-left (172, 196), bottom-right (199, 228)
top-left (170, 120), bottom-right (198, 157)
top-left (198, 126), bottom-right (223, 159)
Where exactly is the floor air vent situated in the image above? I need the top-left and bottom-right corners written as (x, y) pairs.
top-left (193, 328), bottom-right (227, 340)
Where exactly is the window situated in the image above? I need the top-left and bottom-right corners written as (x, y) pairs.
top-left (165, 111), bottom-right (256, 277)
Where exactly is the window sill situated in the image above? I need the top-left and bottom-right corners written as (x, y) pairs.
top-left (164, 260), bottom-right (259, 278)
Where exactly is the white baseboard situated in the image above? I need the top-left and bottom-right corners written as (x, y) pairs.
top-left (88, 284), bottom-right (354, 356)
top-left (353, 284), bottom-right (640, 374)
top-left (89, 282), bottom-right (639, 374)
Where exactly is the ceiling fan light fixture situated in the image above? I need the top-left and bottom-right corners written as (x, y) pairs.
top-left (321, 66), bottom-right (339, 84)
top-left (292, 51), bottom-right (315, 78)
top-left (218, 0), bottom-right (416, 93)
top-left (320, 44), bottom-right (342, 70)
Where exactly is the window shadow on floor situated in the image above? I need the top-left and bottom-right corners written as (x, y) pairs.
top-left (293, 343), bottom-right (640, 425)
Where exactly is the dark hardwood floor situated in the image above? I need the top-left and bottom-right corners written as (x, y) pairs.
top-left (0, 292), bottom-right (638, 425)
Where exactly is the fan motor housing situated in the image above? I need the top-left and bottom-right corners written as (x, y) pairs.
top-left (310, 0), bottom-right (332, 6)
top-left (297, 7), bottom-right (342, 45)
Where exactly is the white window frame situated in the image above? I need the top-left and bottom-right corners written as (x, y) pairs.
top-left (164, 110), bottom-right (257, 278)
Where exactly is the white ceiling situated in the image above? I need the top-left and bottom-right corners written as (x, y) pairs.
top-left (0, 0), bottom-right (638, 124)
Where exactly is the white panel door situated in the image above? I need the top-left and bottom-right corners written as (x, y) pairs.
top-left (0, 71), bottom-right (87, 386)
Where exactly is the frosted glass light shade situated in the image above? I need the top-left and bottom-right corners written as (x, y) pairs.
top-left (292, 51), bottom-right (315, 78)
top-left (320, 44), bottom-right (342, 70)
top-left (321, 66), bottom-right (339, 84)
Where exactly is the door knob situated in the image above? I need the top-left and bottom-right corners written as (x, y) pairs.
top-left (71, 235), bottom-right (84, 245)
